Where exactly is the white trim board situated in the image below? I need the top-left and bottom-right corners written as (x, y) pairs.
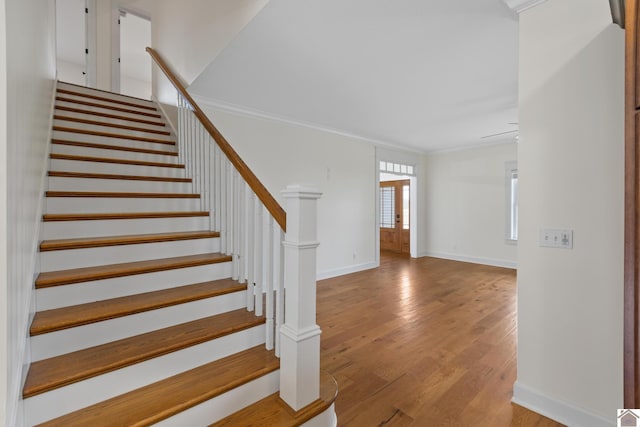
top-left (419, 251), bottom-right (517, 269)
top-left (513, 382), bottom-right (614, 427)
top-left (317, 262), bottom-right (377, 281)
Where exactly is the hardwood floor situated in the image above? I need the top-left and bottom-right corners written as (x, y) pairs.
top-left (317, 252), bottom-right (564, 426)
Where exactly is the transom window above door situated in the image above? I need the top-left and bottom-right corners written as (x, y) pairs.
top-left (379, 161), bottom-right (415, 176)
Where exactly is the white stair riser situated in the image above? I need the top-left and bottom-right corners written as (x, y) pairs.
top-left (56, 92), bottom-right (158, 115)
top-left (155, 370), bottom-right (280, 427)
top-left (26, 325), bottom-right (265, 426)
top-left (47, 176), bottom-right (193, 193)
top-left (36, 261), bottom-right (233, 311)
top-left (45, 196), bottom-right (201, 214)
top-left (54, 119), bottom-right (172, 141)
top-left (53, 130), bottom-right (176, 151)
top-left (301, 405), bottom-right (337, 427)
top-left (42, 216), bottom-right (210, 240)
top-left (49, 158), bottom-right (186, 177)
top-left (32, 289), bottom-right (248, 360)
top-left (55, 100), bottom-right (161, 123)
top-left (54, 109), bottom-right (168, 132)
top-left (41, 237), bottom-right (220, 271)
top-left (51, 144), bottom-right (179, 164)
top-left (57, 82), bottom-right (155, 108)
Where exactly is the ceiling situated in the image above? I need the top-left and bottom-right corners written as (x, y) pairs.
top-left (188, 0), bottom-right (520, 153)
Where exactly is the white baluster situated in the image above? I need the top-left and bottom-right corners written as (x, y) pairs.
top-left (177, 96), bottom-right (183, 164)
top-left (275, 225), bottom-right (284, 357)
top-left (188, 110), bottom-right (194, 180)
top-left (238, 180), bottom-right (246, 283)
top-left (193, 116), bottom-right (201, 199)
top-left (232, 170), bottom-right (240, 280)
top-left (265, 211), bottom-right (274, 350)
top-left (198, 123), bottom-right (205, 210)
top-left (226, 163), bottom-right (233, 256)
top-left (208, 138), bottom-right (215, 230)
top-left (214, 145), bottom-right (222, 232)
top-left (203, 130), bottom-right (211, 217)
top-left (246, 192), bottom-right (255, 312)
top-left (183, 107), bottom-right (190, 178)
top-left (254, 201), bottom-right (263, 317)
top-left (279, 185), bottom-right (322, 411)
top-left (220, 159), bottom-right (227, 252)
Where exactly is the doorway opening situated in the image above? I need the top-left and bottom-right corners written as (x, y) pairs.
top-left (380, 179), bottom-right (410, 254)
top-left (55, 0), bottom-right (88, 86)
top-left (113, 9), bottom-right (151, 99)
top-left (378, 159), bottom-right (417, 259)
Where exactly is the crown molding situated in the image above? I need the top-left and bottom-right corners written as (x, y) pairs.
top-left (190, 94), bottom-right (425, 154)
top-left (502, 0), bottom-right (548, 13)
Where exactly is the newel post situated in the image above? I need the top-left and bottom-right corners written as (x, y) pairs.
top-left (279, 185), bottom-right (322, 411)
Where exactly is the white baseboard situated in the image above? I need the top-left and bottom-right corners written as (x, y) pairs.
top-left (317, 262), bottom-right (377, 281)
top-left (419, 251), bottom-right (517, 269)
top-left (512, 381), bottom-right (614, 427)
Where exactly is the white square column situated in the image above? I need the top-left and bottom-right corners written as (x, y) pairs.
top-left (279, 185), bottom-right (322, 411)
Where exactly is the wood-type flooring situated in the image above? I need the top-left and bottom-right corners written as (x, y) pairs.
top-left (317, 252), bottom-right (564, 426)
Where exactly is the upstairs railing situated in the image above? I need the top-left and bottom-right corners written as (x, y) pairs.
top-left (147, 47), bottom-right (322, 412)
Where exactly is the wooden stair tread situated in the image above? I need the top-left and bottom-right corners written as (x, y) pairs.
top-left (35, 252), bottom-right (231, 288)
top-left (55, 105), bottom-right (166, 127)
top-left (43, 211), bottom-right (208, 221)
top-left (29, 279), bottom-right (244, 336)
top-left (53, 126), bottom-right (175, 145)
top-left (46, 191), bottom-right (199, 199)
top-left (50, 153), bottom-right (184, 168)
top-left (24, 309), bottom-right (263, 398)
top-left (52, 139), bottom-right (177, 156)
top-left (56, 96), bottom-right (161, 118)
top-left (34, 345), bottom-right (279, 427)
top-left (48, 171), bottom-right (191, 183)
top-left (57, 88), bottom-right (158, 111)
top-left (211, 371), bottom-right (338, 427)
top-left (58, 81), bottom-right (155, 104)
top-left (40, 230), bottom-right (218, 251)
top-left (54, 115), bottom-right (171, 135)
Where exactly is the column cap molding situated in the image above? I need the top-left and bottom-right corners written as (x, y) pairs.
top-left (502, 0), bottom-right (548, 13)
top-left (281, 185), bottom-right (322, 199)
top-left (282, 240), bottom-right (321, 249)
top-left (281, 324), bottom-right (322, 343)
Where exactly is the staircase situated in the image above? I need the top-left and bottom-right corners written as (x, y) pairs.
top-left (21, 82), bottom-right (335, 426)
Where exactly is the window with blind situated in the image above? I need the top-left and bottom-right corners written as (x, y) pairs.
top-left (380, 186), bottom-right (395, 228)
top-left (505, 161), bottom-right (518, 241)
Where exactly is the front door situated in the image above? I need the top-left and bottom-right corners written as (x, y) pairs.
top-left (380, 180), bottom-right (410, 254)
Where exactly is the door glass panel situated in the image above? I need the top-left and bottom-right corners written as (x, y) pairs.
top-left (402, 184), bottom-right (410, 230)
top-left (380, 186), bottom-right (395, 228)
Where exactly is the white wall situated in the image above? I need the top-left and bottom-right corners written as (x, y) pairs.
top-left (56, 59), bottom-right (85, 86)
top-left (121, 74), bottom-right (151, 100)
top-left (0, 1), bottom-right (56, 426)
top-left (515, 1), bottom-right (624, 425)
top-left (151, 0), bottom-right (268, 104)
top-left (196, 103), bottom-right (377, 278)
top-left (95, 0), bottom-right (113, 91)
top-left (420, 142), bottom-right (518, 268)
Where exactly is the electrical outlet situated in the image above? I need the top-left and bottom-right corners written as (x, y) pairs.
top-left (539, 229), bottom-right (573, 249)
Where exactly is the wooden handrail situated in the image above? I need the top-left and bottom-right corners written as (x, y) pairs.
top-left (146, 47), bottom-right (286, 231)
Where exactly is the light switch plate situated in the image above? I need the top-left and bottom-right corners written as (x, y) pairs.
top-left (539, 229), bottom-right (573, 249)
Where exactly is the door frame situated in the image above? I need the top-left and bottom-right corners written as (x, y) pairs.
top-left (625, 0), bottom-right (640, 408)
top-left (375, 147), bottom-right (419, 266)
top-left (379, 179), bottom-right (410, 254)
top-left (110, 6), bottom-right (151, 94)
